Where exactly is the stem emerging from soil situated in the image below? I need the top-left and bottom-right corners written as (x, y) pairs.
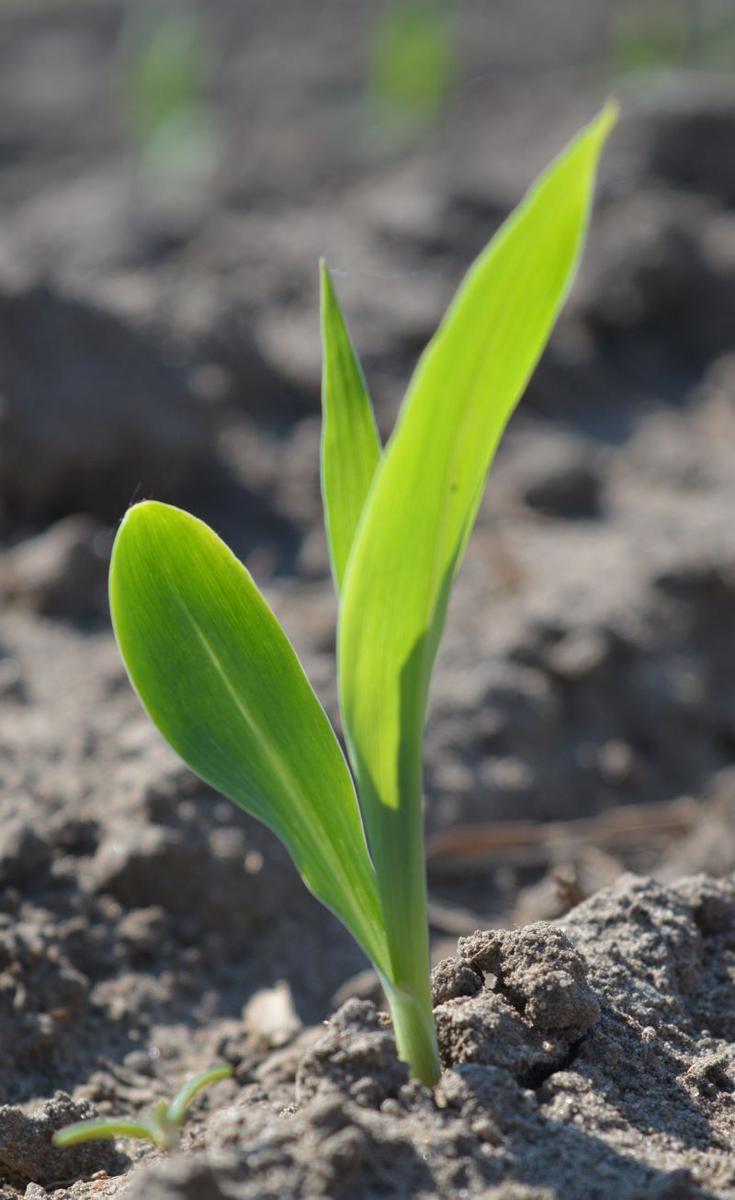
top-left (384, 980), bottom-right (440, 1086)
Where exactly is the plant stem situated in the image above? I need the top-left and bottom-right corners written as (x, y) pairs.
top-left (148, 1098), bottom-right (179, 1150)
top-left (354, 728), bottom-right (440, 1086)
top-left (384, 980), bottom-right (440, 1087)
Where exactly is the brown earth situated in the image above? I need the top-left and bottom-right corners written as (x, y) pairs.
top-left (1, 2), bottom-right (735, 1197)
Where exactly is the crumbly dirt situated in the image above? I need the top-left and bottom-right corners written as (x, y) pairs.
top-left (120, 875), bottom-right (735, 1200)
top-left (1, 2), bottom-right (735, 1197)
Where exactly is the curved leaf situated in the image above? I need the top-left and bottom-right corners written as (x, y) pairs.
top-left (53, 1119), bottom-right (154, 1147)
top-left (110, 501), bottom-right (389, 975)
top-left (167, 1065), bottom-right (233, 1127)
top-left (320, 261), bottom-right (382, 591)
top-left (338, 105), bottom-right (617, 1000)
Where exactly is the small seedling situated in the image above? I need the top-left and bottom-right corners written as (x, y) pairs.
top-left (53, 1065), bottom-right (232, 1152)
top-left (367, 1), bottom-right (457, 136)
top-left (109, 106), bottom-right (616, 1088)
top-left (121, 0), bottom-right (220, 203)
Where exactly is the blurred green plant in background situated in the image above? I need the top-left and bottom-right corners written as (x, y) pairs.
top-left (611, 0), bottom-right (735, 81)
top-left (121, 0), bottom-right (220, 215)
top-left (366, 1), bottom-right (456, 141)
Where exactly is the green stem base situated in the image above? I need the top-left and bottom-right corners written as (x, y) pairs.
top-left (385, 983), bottom-right (440, 1087)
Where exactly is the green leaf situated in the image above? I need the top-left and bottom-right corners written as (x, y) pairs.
top-left (320, 261), bottom-right (382, 591)
top-left (53, 1119), bottom-right (155, 1147)
top-left (167, 1064), bottom-right (233, 1127)
top-left (338, 105), bottom-right (617, 1004)
top-left (109, 501), bottom-right (389, 976)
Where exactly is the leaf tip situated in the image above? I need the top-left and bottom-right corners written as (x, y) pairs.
top-left (118, 498), bottom-right (185, 537)
top-left (117, 497), bottom-right (158, 532)
top-left (585, 98), bottom-right (619, 153)
top-left (319, 257), bottom-right (336, 305)
top-left (599, 97), bottom-right (620, 134)
top-left (110, 501), bottom-right (179, 593)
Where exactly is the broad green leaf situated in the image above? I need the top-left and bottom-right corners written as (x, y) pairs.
top-left (110, 501), bottom-right (389, 976)
top-left (338, 105), bottom-right (617, 997)
top-left (320, 261), bottom-right (382, 590)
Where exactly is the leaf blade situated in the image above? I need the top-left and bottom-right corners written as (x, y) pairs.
top-left (320, 261), bottom-right (382, 590)
top-left (338, 105), bottom-right (616, 990)
top-left (168, 1064), bottom-right (233, 1127)
top-left (110, 501), bottom-right (389, 975)
top-left (53, 1119), bottom-right (155, 1147)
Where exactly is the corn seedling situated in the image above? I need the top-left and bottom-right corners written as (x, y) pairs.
top-left (121, 0), bottom-right (219, 203)
top-left (53, 1065), bottom-right (232, 1152)
top-left (367, 1), bottom-right (457, 136)
top-left (108, 106), bottom-right (616, 1088)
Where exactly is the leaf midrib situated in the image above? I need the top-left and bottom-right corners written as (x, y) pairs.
top-left (164, 576), bottom-right (384, 963)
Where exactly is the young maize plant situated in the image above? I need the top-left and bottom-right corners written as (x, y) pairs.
top-left (53, 1066), bottom-right (232, 1151)
top-left (108, 105), bottom-right (616, 1087)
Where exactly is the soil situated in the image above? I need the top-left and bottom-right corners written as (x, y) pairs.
top-left (1, 1), bottom-right (735, 1197)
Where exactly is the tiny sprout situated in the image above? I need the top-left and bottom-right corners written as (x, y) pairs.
top-left (53, 1064), bottom-right (233, 1153)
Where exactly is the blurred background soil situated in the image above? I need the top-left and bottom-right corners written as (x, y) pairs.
top-left (1, 0), bottom-right (735, 1196)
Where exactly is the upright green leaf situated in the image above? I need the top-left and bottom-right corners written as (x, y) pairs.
top-left (338, 105), bottom-right (617, 1016)
top-left (320, 261), bottom-right (382, 590)
top-left (110, 501), bottom-right (389, 976)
